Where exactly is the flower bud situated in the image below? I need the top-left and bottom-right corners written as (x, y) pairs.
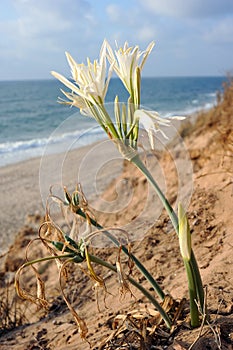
top-left (178, 203), bottom-right (191, 261)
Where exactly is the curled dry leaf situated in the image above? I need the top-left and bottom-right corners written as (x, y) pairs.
top-left (15, 264), bottom-right (49, 309)
top-left (116, 246), bottom-right (134, 299)
top-left (59, 260), bottom-right (88, 340)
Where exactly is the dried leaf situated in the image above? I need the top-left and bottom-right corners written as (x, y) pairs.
top-left (59, 261), bottom-right (88, 340)
top-left (116, 246), bottom-right (133, 299)
top-left (15, 264), bottom-right (49, 309)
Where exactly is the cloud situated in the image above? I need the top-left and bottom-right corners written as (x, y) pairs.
top-left (136, 25), bottom-right (157, 41)
top-left (140, 0), bottom-right (233, 18)
top-left (204, 17), bottom-right (233, 44)
top-left (0, 0), bottom-right (233, 79)
top-left (1, 0), bottom-right (95, 53)
top-left (0, 0), bottom-right (100, 79)
top-left (2, 0), bottom-right (92, 44)
top-left (103, 3), bottom-right (158, 48)
top-left (13, 0), bottom-right (90, 21)
top-left (106, 4), bottom-right (122, 22)
top-left (25, 0), bottom-right (94, 35)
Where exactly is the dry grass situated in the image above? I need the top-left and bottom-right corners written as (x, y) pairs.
top-left (0, 281), bottom-right (28, 336)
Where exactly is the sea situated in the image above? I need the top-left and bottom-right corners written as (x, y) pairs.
top-left (0, 76), bottom-right (226, 167)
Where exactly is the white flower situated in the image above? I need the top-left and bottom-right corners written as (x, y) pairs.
top-left (51, 40), bottom-right (112, 110)
top-left (106, 40), bottom-right (155, 99)
top-left (134, 109), bottom-right (185, 149)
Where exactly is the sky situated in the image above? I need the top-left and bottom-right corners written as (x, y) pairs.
top-left (0, 0), bottom-right (233, 80)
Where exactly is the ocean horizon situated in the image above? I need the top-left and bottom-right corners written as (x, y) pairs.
top-left (0, 76), bottom-right (226, 167)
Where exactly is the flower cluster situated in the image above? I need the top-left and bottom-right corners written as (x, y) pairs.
top-left (51, 40), bottom-right (184, 154)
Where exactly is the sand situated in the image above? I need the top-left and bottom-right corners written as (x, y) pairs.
top-left (0, 81), bottom-right (232, 349)
top-left (0, 140), bottom-right (123, 254)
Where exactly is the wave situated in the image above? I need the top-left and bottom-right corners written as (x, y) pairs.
top-left (145, 90), bottom-right (218, 118)
top-left (0, 127), bottom-right (105, 167)
top-left (0, 138), bottom-right (47, 154)
top-left (161, 99), bottom-right (217, 119)
top-left (0, 127), bottom-right (105, 153)
top-left (0, 90), bottom-right (218, 167)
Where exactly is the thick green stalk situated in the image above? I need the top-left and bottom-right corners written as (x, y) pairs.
top-left (89, 253), bottom-right (172, 329)
top-left (75, 208), bottom-right (165, 301)
top-left (98, 104), bottom-right (121, 139)
top-left (130, 154), bottom-right (205, 318)
top-left (131, 154), bottom-right (179, 233)
top-left (190, 251), bottom-right (205, 314)
top-left (183, 259), bottom-right (200, 327)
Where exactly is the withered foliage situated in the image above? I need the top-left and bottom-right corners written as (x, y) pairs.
top-left (15, 185), bottom-right (139, 342)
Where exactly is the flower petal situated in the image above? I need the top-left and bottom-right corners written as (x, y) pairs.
top-left (51, 71), bottom-right (79, 94)
top-left (105, 40), bottom-right (155, 98)
top-left (134, 109), bottom-right (171, 149)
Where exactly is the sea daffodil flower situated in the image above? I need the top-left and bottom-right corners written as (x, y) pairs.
top-left (106, 40), bottom-right (155, 105)
top-left (51, 41), bottom-right (121, 139)
top-left (51, 40), bottom-right (112, 112)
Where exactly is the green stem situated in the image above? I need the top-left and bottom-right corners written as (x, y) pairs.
top-left (99, 104), bottom-right (121, 139)
top-left (190, 251), bottom-right (205, 314)
top-left (131, 154), bottom-right (179, 233)
top-left (130, 154), bottom-right (205, 316)
top-left (183, 259), bottom-right (200, 327)
top-left (22, 254), bottom-right (75, 268)
top-left (89, 254), bottom-right (172, 329)
top-left (75, 208), bottom-right (165, 301)
top-left (86, 101), bottom-right (120, 140)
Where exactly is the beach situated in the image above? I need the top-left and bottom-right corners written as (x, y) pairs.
top-left (0, 140), bottom-right (124, 254)
top-left (0, 81), bottom-right (232, 349)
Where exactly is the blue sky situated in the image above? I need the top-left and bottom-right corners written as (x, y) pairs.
top-left (0, 0), bottom-right (233, 80)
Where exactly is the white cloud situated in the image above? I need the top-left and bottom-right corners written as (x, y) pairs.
top-left (137, 25), bottom-right (156, 41)
top-left (104, 3), bottom-right (158, 47)
top-left (106, 4), bottom-right (122, 22)
top-left (0, 0), bottom-right (96, 59)
top-left (204, 17), bottom-right (233, 43)
top-left (0, 0), bottom-right (233, 79)
top-left (140, 0), bottom-right (233, 18)
top-left (11, 0), bottom-right (92, 38)
top-left (0, 0), bottom-right (100, 79)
